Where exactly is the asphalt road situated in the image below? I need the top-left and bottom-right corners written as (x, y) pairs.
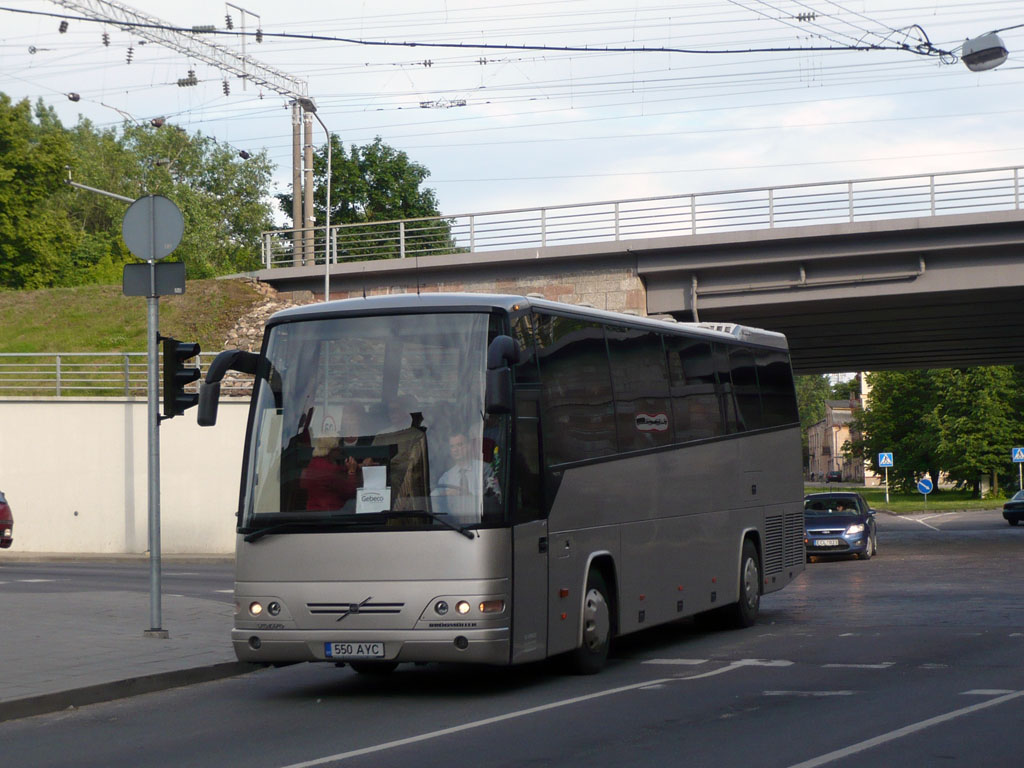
top-left (0, 561), bottom-right (234, 603)
top-left (5, 508), bottom-right (1024, 768)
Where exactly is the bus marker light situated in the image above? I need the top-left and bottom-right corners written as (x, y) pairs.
top-left (479, 600), bottom-right (505, 613)
top-left (249, 601), bottom-right (263, 616)
top-left (560, 612), bottom-right (567, 620)
top-left (559, 588), bottom-right (569, 598)
top-left (456, 601), bottom-right (471, 615)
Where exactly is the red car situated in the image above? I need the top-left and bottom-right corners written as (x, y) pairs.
top-left (0, 491), bottom-right (12, 548)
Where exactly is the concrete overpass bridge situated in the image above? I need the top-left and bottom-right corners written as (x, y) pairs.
top-left (254, 165), bottom-right (1024, 375)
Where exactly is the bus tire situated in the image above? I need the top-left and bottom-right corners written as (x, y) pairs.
top-left (349, 661), bottom-right (399, 675)
top-left (567, 569), bottom-right (612, 675)
top-left (724, 540), bottom-right (761, 629)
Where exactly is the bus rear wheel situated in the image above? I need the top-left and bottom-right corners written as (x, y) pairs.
top-left (566, 570), bottom-right (611, 675)
top-left (720, 540), bottom-right (761, 629)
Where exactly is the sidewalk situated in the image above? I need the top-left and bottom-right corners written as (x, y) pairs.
top-left (0, 555), bottom-right (258, 722)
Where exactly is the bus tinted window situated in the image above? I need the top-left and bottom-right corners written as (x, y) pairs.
top-left (665, 337), bottom-right (722, 442)
top-left (606, 326), bottom-right (672, 451)
top-left (535, 313), bottom-right (616, 465)
top-left (713, 344), bottom-right (742, 433)
top-left (757, 348), bottom-right (799, 426)
top-left (729, 346), bottom-right (763, 431)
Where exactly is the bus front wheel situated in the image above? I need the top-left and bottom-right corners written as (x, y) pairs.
top-left (566, 570), bottom-right (612, 675)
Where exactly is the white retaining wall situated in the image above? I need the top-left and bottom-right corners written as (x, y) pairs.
top-left (0, 398), bottom-right (248, 554)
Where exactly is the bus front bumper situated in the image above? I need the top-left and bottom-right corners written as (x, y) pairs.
top-left (232, 626), bottom-right (511, 666)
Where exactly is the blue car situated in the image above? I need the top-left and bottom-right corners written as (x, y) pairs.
top-left (804, 492), bottom-right (877, 560)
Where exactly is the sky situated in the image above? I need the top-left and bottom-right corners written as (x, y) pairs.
top-left (1, 0), bottom-right (1022, 220)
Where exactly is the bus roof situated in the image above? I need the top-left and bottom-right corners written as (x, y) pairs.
top-left (266, 292), bottom-right (789, 350)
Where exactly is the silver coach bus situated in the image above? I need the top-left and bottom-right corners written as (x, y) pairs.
top-left (198, 293), bottom-right (805, 674)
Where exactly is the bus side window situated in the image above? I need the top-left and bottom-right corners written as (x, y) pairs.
top-left (535, 313), bottom-right (616, 465)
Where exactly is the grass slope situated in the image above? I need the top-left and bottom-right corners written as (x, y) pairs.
top-left (0, 279), bottom-right (262, 354)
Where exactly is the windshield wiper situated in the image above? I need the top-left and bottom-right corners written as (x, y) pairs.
top-left (391, 510), bottom-right (477, 540)
top-left (242, 518), bottom-right (360, 543)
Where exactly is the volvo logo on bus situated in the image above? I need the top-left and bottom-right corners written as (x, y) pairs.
top-left (336, 596), bottom-right (373, 622)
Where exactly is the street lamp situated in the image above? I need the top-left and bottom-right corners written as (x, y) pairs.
top-left (296, 97), bottom-right (332, 301)
top-left (961, 31), bottom-right (1008, 71)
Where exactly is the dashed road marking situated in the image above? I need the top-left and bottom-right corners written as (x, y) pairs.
top-left (765, 691), bottom-right (855, 697)
top-left (18, 579), bottom-right (56, 583)
top-left (963, 689), bottom-right (1015, 696)
top-left (643, 658), bottom-right (708, 666)
top-left (824, 662), bottom-right (895, 669)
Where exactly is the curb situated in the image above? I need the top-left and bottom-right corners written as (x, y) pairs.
top-left (0, 662), bottom-right (261, 723)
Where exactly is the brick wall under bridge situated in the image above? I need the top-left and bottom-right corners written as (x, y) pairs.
top-left (264, 256), bottom-right (647, 316)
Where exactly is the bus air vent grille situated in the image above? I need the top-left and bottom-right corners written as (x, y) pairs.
top-left (784, 510), bottom-right (804, 568)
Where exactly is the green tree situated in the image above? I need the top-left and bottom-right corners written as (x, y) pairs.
top-left (0, 95), bottom-right (77, 288)
top-left (848, 370), bottom-right (942, 493)
top-left (61, 119), bottom-right (276, 280)
top-left (795, 373), bottom-right (831, 468)
top-left (934, 367), bottom-right (1020, 496)
top-left (277, 135), bottom-right (453, 260)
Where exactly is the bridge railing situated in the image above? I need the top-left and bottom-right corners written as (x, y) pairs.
top-left (0, 352), bottom-right (254, 398)
top-left (261, 165), bottom-right (1022, 268)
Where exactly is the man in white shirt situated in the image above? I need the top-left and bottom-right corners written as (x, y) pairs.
top-left (434, 432), bottom-right (501, 519)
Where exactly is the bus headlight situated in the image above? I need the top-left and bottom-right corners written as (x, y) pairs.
top-left (456, 601), bottom-right (471, 615)
top-left (249, 601), bottom-right (264, 616)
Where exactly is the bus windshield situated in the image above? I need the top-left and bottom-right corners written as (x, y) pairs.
top-left (241, 311), bottom-right (507, 535)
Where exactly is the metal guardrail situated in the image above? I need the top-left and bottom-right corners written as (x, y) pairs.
top-left (262, 165), bottom-right (1023, 268)
top-left (0, 352), bottom-right (253, 398)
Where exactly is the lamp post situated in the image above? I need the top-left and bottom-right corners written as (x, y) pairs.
top-left (297, 98), bottom-right (332, 301)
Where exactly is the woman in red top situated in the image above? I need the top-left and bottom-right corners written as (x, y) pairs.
top-left (301, 441), bottom-right (360, 512)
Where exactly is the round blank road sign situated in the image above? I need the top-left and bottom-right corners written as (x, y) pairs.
top-left (121, 194), bottom-right (184, 261)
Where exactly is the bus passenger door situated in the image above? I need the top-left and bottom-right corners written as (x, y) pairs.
top-left (511, 392), bottom-right (548, 664)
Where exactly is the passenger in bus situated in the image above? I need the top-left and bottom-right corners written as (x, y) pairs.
top-left (300, 438), bottom-right (360, 512)
top-left (433, 432), bottom-right (501, 518)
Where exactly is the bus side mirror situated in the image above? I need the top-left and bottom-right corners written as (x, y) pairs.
top-left (197, 349), bottom-right (260, 427)
top-left (197, 381), bottom-right (221, 427)
top-left (485, 335), bottom-right (519, 415)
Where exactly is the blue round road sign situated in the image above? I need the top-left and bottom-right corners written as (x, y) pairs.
top-left (917, 477), bottom-right (933, 495)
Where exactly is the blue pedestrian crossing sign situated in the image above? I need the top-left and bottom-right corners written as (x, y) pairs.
top-left (1013, 447), bottom-right (1024, 463)
top-left (878, 452), bottom-right (893, 468)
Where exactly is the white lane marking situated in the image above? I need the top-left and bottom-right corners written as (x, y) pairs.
top-left (786, 689), bottom-right (1024, 768)
top-left (215, 589), bottom-right (234, 594)
top-left (765, 691), bottom-right (855, 697)
top-left (910, 517), bottom-right (941, 531)
top-left (642, 658), bottom-right (708, 666)
top-left (165, 571), bottom-right (200, 576)
top-left (823, 662), bottom-right (895, 669)
top-left (963, 689), bottom-right (1015, 696)
top-left (18, 579), bottom-right (57, 583)
top-left (279, 659), bottom-right (794, 768)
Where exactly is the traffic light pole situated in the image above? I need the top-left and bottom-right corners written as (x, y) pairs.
top-left (145, 261), bottom-right (168, 638)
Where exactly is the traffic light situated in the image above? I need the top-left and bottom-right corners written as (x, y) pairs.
top-left (162, 337), bottom-right (202, 418)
